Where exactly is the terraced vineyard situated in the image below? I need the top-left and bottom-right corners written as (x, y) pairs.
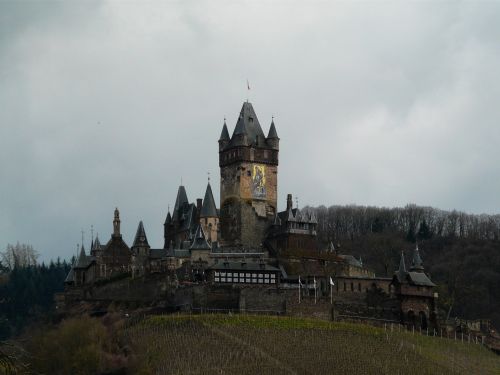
top-left (123, 314), bottom-right (500, 375)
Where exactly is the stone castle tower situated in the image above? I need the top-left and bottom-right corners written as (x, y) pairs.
top-left (218, 102), bottom-right (279, 247)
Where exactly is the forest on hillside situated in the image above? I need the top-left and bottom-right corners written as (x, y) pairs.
top-left (305, 204), bottom-right (500, 328)
top-left (0, 244), bottom-right (71, 339)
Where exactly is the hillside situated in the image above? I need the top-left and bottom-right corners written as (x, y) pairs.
top-left (307, 204), bottom-right (500, 328)
top-left (17, 314), bottom-right (500, 375)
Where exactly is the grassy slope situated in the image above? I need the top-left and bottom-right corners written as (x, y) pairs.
top-left (123, 314), bottom-right (500, 375)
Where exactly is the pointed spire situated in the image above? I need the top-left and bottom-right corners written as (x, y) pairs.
top-left (165, 210), bottom-right (172, 225)
top-left (133, 220), bottom-right (150, 247)
top-left (173, 185), bottom-right (189, 213)
top-left (219, 118), bottom-right (230, 141)
top-left (92, 234), bottom-right (102, 251)
top-left (410, 243), bottom-right (424, 272)
top-left (200, 181), bottom-right (217, 218)
top-left (190, 225), bottom-right (211, 250)
top-left (75, 243), bottom-right (88, 268)
top-left (267, 117), bottom-right (278, 139)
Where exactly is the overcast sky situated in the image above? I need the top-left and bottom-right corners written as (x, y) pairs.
top-left (1, 1), bottom-right (500, 261)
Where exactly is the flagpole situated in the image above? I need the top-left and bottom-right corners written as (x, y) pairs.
top-left (298, 276), bottom-right (301, 304)
top-left (314, 277), bottom-right (317, 304)
top-left (330, 282), bottom-right (333, 305)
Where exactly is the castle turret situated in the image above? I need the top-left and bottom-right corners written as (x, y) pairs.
top-left (219, 102), bottom-right (279, 247)
top-left (132, 220), bottom-right (150, 256)
top-left (218, 119), bottom-right (230, 151)
top-left (266, 118), bottom-right (279, 150)
top-left (410, 244), bottom-right (424, 272)
top-left (200, 180), bottom-right (219, 243)
top-left (90, 234), bottom-right (102, 257)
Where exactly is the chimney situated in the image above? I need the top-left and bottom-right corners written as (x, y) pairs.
top-left (286, 194), bottom-right (293, 211)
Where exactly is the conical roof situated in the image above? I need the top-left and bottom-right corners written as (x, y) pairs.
top-left (410, 244), bottom-right (424, 272)
top-left (173, 185), bottom-right (189, 219)
top-left (398, 251), bottom-right (407, 279)
top-left (92, 235), bottom-right (102, 251)
top-left (230, 102), bottom-right (266, 146)
top-left (267, 119), bottom-right (278, 138)
top-left (164, 211), bottom-right (172, 224)
top-left (219, 120), bottom-right (230, 141)
top-left (200, 182), bottom-right (217, 217)
top-left (75, 244), bottom-right (88, 268)
top-left (133, 220), bottom-right (150, 247)
top-left (190, 225), bottom-right (211, 250)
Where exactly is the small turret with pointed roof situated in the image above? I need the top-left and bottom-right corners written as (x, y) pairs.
top-left (397, 251), bottom-right (407, 281)
top-left (90, 234), bottom-right (102, 256)
top-left (133, 221), bottom-right (150, 248)
top-left (190, 225), bottom-right (211, 250)
top-left (173, 185), bottom-right (189, 221)
top-left (200, 181), bottom-right (217, 218)
top-left (266, 117), bottom-right (279, 150)
top-left (75, 243), bottom-right (88, 269)
top-left (410, 243), bottom-right (424, 272)
top-left (163, 208), bottom-right (172, 249)
top-left (165, 210), bottom-right (172, 225)
top-left (219, 118), bottom-right (230, 151)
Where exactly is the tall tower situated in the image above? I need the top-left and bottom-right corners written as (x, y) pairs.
top-left (219, 102), bottom-right (279, 247)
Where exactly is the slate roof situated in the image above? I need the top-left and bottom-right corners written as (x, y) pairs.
top-left (277, 207), bottom-right (317, 225)
top-left (219, 120), bottom-right (230, 141)
top-left (173, 185), bottom-right (189, 220)
top-left (190, 225), bottom-right (211, 250)
top-left (74, 244), bottom-right (94, 269)
top-left (164, 211), bottom-right (172, 225)
top-left (394, 250), bottom-right (435, 287)
top-left (410, 245), bottom-right (424, 272)
top-left (228, 102), bottom-right (267, 148)
top-left (200, 182), bottom-right (217, 217)
top-left (133, 220), bottom-right (150, 247)
top-left (92, 235), bottom-right (102, 251)
top-left (407, 272), bottom-right (435, 287)
top-left (267, 119), bottom-right (278, 139)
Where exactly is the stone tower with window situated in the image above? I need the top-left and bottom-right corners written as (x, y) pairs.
top-left (218, 102), bottom-right (279, 248)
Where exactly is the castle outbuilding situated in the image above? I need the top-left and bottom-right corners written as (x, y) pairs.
top-left (392, 245), bottom-right (437, 329)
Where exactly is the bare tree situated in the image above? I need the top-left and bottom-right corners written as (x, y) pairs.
top-left (1, 243), bottom-right (39, 269)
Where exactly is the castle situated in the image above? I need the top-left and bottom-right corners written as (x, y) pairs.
top-left (64, 101), bottom-right (437, 329)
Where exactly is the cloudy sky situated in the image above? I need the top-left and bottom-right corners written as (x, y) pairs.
top-left (1, 0), bottom-right (499, 261)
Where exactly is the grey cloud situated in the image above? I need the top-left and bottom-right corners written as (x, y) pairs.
top-left (1, 1), bottom-right (499, 262)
